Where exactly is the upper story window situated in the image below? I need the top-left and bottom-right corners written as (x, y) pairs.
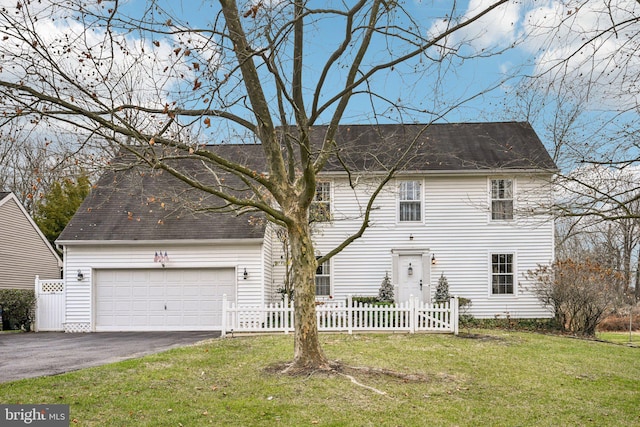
top-left (491, 253), bottom-right (514, 295)
top-left (311, 182), bottom-right (331, 222)
top-left (399, 180), bottom-right (422, 222)
top-left (315, 257), bottom-right (331, 296)
top-left (491, 179), bottom-right (513, 220)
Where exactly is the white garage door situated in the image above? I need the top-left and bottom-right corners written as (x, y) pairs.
top-left (95, 268), bottom-right (235, 331)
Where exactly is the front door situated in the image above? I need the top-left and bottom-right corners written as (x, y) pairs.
top-left (397, 254), bottom-right (423, 303)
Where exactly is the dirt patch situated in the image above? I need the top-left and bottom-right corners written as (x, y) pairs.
top-left (264, 360), bottom-right (455, 384)
top-left (457, 332), bottom-right (508, 342)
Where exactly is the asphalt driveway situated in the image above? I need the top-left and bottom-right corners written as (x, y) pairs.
top-left (0, 331), bottom-right (220, 383)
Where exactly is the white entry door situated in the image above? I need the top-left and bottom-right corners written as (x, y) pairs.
top-left (94, 268), bottom-right (235, 331)
top-left (396, 254), bottom-right (423, 303)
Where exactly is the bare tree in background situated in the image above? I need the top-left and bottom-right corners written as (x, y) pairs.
top-left (510, 1), bottom-right (640, 300)
top-left (0, 0), bottom-right (515, 371)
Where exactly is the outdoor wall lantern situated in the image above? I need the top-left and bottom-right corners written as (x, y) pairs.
top-left (407, 263), bottom-right (413, 276)
top-left (243, 268), bottom-right (248, 280)
top-left (154, 251), bottom-right (169, 268)
top-left (77, 270), bottom-right (84, 281)
top-left (431, 254), bottom-right (437, 265)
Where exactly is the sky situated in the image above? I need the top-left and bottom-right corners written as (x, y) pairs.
top-left (1, 0), bottom-right (639, 166)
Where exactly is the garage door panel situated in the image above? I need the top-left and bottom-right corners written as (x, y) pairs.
top-left (95, 268), bottom-right (235, 331)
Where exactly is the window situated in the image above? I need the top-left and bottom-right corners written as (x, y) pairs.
top-left (311, 182), bottom-right (331, 222)
top-left (399, 181), bottom-right (421, 222)
top-left (315, 257), bottom-right (331, 296)
top-left (491, 179), bottom-right (513, 220)
top-left (491, 253), bottom-right (514, 295)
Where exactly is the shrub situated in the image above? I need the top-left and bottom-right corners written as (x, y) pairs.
top-left (0, 289), bottom-right (36, 331)
top-left (352, 296), bottom-right (383, 306)
top-left (377, 272), bottom-right (394, 303)
top-left (434, 273), bottom-right (450, 303)
top-left (527, 259), bottom-right (623, 336)
top-left (598, 313), bottom-right (640, 331)
top-left (460, 317), bottom-right (559, 332)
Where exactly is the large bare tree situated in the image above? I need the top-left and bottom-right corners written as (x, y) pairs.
top-left (0, 0), bottom-right (514, 370)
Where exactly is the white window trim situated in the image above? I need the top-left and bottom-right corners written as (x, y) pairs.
top-left (397, 179), bottom-right (424, 224)
top-left (488, 177), bottom-right (515, 223)
top-left (488, 251), bottom-right (517, 297)
top-left (315, 256), bottom-right (332, 297)
top-left (312, 181), bottom-right (332, 222)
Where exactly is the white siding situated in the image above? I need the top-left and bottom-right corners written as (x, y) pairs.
top-left (63, 242), bottom-right (263, 329)
top-left (284, 173), bottom-right (554, 318)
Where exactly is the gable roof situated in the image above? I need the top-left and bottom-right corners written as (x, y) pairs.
top-left (316, 122), bottom-right (556, 173)
top-left (58, 122), bottom-right (555, 243)
top-left (0, 191), bottom-right (62, 265)
top-left (57, 161), bottom-right (267, 243)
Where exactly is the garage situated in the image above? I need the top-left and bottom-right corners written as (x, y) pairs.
top-left (94, 268), bottom-right (236, 331)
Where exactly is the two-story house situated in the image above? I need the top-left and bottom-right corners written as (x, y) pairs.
top-left (57, 122), bottom-right (556, 332)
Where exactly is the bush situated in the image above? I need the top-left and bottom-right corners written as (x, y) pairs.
top-left (527, 259), bottom-right (623, 337)
top-left (0, 289), bottom-right (36, 331)
top-left (352, 296), bottom-right (387, 306)
top-left (598, 313), bottom-right (640, 331)
top-left (377, 272), bottom-right (394, 303)
top-left (460, 317), bottom-right (560, 332)
top-left (434, 273), bottom-right (450, 303)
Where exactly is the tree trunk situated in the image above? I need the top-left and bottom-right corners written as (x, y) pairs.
top-left (287, 216), bottom-right (330, 371)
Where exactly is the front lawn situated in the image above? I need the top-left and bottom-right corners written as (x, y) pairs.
top-left (1, 331), bottom-right (638, 426)
top-left (597, 330), bottom-right (640, 345)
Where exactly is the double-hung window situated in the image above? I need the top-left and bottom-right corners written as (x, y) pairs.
top-left (311, 182), bottom-right (331, 222)
top-left (399, 180), bottom-right (422, 222)
top-left (491, 179), bottom-right (513, 220)
top-left (315, 257), bottom-right (331, 296)
top-left (491, 253), bottom-right (514, 295)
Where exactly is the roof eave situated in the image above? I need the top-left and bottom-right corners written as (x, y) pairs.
top-left (318, 168), bottom-right (558, 177)
top-left (56, 238), bottom-right (265, 246)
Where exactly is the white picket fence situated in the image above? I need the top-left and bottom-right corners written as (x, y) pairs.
top-left (34, 276), bottom-right (66, 332)
top-left (221, 295), bottom-right (459, 337)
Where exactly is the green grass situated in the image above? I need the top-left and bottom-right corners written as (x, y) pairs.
top-left (597, 330), bottom-right (640, 345)
top-left (1, 331), bottom-right (639, 426)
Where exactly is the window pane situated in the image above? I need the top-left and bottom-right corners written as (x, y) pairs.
top-left (491, 179), bottom-right (513, 220)
top-left (312, 182), bottom-right (331, 221)
top-left (400, 201), bottom-right (421, 221)
top-left (399, 181), bottom-right (421, 221)
top-left (491, 254), bottom-right (514, 294)
top-left (315, 276), bottom-right (331, 296)
top-left (315, 257), bottom-right (330, 296)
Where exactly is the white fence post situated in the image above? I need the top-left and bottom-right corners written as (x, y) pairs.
top-left (284, 294), bottom-right (290, 335)
top-left (221, 294), bottom-right (227, 338)
top-left (33, 275), bottom-right (39, 332)
top-left (452, 295), bottom-right (459, 335)
top-left (347, 295), bottom-right (353, 335)
top-left (409, 296), bottom-right (415, 334)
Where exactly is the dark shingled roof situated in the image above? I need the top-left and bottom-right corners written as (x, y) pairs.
top-left (58, 122), bottom-right (555, 243)
top-left (57, 160), bottom-right (268, 242)
top-left (316, 122), bottom-right (556, 172)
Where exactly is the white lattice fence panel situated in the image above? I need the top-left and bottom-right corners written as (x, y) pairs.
top-left (35, 278), bottom-right (65, 332)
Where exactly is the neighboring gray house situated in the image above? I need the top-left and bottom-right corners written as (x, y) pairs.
top-left (57, 122), bottom-right (557, 332)
top-left (0, 192), bottom-right (61, 289)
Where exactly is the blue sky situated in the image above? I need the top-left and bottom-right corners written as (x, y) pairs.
top-left (1, 0), bottom-right (638, 165)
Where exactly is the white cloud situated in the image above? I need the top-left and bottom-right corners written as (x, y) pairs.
top-left (427, 0), bottom-right (521, 55)
top-left (520, 0), bottom-right (640, 109)
top-left (0, 1), bottom-right (223, 138)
